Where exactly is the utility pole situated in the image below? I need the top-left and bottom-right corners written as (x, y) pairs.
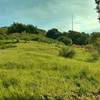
top-left (72, 14), bottom-right (74, 31)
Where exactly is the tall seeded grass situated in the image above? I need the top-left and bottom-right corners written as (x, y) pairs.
top-left (0, 41), bottom-right (99, 99)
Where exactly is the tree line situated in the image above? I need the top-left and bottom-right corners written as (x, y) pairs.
top-left (0, 22), bottom-right (100, 48)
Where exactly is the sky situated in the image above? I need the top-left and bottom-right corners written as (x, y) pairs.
top-left (0, 0), bottom-right (100, 33)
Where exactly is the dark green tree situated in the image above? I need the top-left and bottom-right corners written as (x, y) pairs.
top-left (46, 28), bottom-right (61, 39)
top-left (7, 22), bottom-right (46, 34)
top-left (67, 31), bottom-right (89, 45)
top-left (7, 23), bottom-right (26, 33)
top-left (25, 24), bottom-right (39, 34)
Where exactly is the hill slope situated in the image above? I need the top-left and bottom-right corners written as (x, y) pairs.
top-left (0, 41), bottom-right (100, 99)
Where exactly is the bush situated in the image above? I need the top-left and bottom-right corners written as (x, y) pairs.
top-left (31, 34), bottom-right (58, 44)
top-left (59, 47), bottom-right (75, 58)
top-left (38, 37), bottom-right (57, 44)
top-left (57, 36), bottom-right (72, 45)
top-left (0, 43), bottom-right (17, 49)
top-left (84, 45), bottom-right (94, 52)
top-left (87, 51), bottom-right (99, 62)
top-left (93, 38), bottom-right (100, 54)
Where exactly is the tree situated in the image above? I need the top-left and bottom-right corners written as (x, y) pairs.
top-left (90, 32), bottom-right (100, 53)
top-left (46, 28), bottom-right (61, 39)
top-left (67, 31), bottom-right (89, 45)
top-left (7, 23), bottom-right (26, 34)
top-left (90, 32), bottom-right (100, 42)
top-left (7, 22), bottom-right (46, 34)
top-left (25, 24), bottom-right (38, 34)
top-left (95, 0), bottom-right (100, 22)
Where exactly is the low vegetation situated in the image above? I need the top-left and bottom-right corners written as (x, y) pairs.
top-left (59, 47), bottom-right (75, 58)
top-left (0, 23), bottom-right (100, 99)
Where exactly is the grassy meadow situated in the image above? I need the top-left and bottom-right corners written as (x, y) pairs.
top-left (0, 40), bottom-right (99, 100)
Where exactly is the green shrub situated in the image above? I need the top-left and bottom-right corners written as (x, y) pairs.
top-left (59, 47), bottom-right (75, 58)
top-left (57, 36), bottom-right (72, 45)
top-left (2, 78), bottom-right (19, 88)
top-left (87, 51), bottom-right (99, 62)
top-left (0, 44), bottom-right (17, 49)
top-left (93, 38), bottom-right (100, 54)
top-left (31, 34), bottom-right (58, 44)
top-left (84, 45), bottom-right (94, 52)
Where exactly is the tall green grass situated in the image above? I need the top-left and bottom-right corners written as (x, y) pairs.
top-left (0, 41), bottom-right (100, 99)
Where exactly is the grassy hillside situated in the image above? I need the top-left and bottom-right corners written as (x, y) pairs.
top-left (0, 41), bottom-right (100, 99)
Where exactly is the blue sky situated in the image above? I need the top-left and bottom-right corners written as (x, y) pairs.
top-left (0, 0), bottom-right (100, 32)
